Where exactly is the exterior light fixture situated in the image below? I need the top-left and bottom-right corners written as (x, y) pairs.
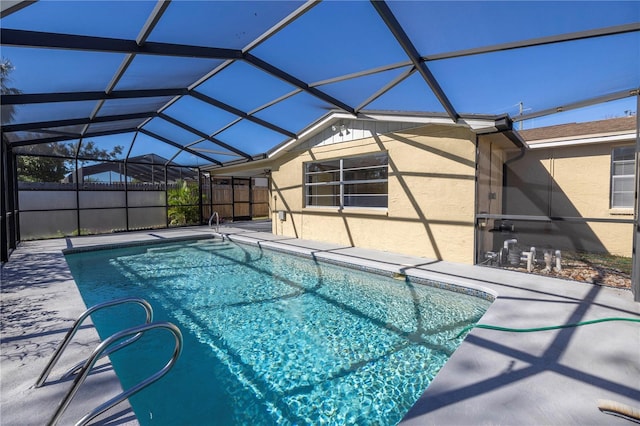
top-left (331, 122), bottom-right (348, 137)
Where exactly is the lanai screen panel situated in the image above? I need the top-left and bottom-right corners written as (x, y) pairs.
top-left (161, 96), bottom-right (239, 137)
top-left (0, 1), bottom-right (638, 168)
top-left (194, 61), bottom-right (298, 114)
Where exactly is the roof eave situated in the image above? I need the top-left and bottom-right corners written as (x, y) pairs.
top-left (203, 111), bottom-right (524, 174)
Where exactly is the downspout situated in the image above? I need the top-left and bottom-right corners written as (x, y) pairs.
top-left (502, 129), bottom-right (527, 215)
top-left (474, 116), bottom-right (526, 265)
top-left (505, 145), bottom-right (526, 167)
top-left (483, 116), bottom-right (527, 206)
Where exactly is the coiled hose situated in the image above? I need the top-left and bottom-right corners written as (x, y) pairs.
top-left (455, 317), bottom-right (640, 339)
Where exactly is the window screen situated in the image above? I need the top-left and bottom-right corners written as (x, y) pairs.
top-left (305, 153), bottom-right (388, 208)
top-left (611, 145), bottom-right (635, 208)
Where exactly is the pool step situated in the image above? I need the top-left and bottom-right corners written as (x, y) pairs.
top-left (186, 240), bottom-right (230, 250)
top-left (146, 246), bottom-right (184, 254)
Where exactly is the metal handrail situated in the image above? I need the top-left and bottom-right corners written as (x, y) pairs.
top-left (49, 321), bottom-right (183, 426)
top-left (208, 211), bottom-right (219, 232)
top-left (35, 297), bottom-right (153, 388)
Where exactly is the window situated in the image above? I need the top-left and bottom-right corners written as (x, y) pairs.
top-left (611, 146), bottom-right (635, 208)
top-left (305, 153), bottom-right (388, 208)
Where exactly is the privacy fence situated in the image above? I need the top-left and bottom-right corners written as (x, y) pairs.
top-left (18, 176), bottom-right (269, 240)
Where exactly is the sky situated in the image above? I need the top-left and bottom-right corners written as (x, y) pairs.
top-left (1, 0), bottom-right (638, 163)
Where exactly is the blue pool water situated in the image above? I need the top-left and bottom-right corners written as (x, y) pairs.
top-left (66, 238), bottom-right (491, 425)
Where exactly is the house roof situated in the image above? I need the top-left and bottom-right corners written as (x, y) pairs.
top-left (520, 115), bottom-right (637, 144)
top-left (1, 1), bottom-right (638, 171)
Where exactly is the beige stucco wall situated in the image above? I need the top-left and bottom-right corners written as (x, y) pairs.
top-left (270, 124), bottom-right (478, 263)
top-left (504, 142), bottom-right (634, 256)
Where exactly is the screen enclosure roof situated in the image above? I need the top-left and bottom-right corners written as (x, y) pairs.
top-left (1, 1), bottom-right (638, 170)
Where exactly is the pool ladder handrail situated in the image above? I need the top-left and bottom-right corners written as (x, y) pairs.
top-left (49, 321), bottom-right (183, 426)
top-left (208, 211), bottom-right (220, 232)
top-left (35, 297), bottom-right (154, 388)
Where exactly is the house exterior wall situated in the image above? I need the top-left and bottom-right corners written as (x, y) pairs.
top-left (476, 136), bottom-right (506, 259)
top-left (270, 124), bottom-right (478, 263)
top-left (504, 141), bottom-right (634, 256)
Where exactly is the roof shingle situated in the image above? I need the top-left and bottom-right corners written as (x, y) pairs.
top-left (520, 115), bottom-right (637, 142)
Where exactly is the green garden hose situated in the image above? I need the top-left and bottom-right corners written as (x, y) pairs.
top-left (455, 317), bottom-right (640, 339)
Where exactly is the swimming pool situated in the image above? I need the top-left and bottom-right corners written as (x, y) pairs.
top-left (65, 238), bottom-right (491, 425)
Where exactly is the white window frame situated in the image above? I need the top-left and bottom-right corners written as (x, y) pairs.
top-left (304, 153), bottom-right (388, 209)
top-left (611, 145), bottom-right (635, 209)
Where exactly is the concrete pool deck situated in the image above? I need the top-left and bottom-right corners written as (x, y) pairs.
top-left (1, 223), bottom-right (639, 425)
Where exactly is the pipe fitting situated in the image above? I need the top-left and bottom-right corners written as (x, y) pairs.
top-left (503, 239), bottom-right (517, 249)
top-left (555, 250), bottom-right (562, 271)
top-left (520, 251), bottom-right (534, 272)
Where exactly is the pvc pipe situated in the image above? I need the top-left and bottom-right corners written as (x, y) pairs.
top-left (520, 252), bottom-right (533, 272)
top-left (503, 239), bottom-right (517, 249)
top-left (544, 250), bottom-right (553, 272)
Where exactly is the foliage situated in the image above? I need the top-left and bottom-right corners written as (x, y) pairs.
top-left (1, 58), bottom-right (21, 125)
top-left (17, 141), bottom-right (124, 182)
top-left (167, 180), bottom-right (201, 226)
top-left (2, 58), bottom-right (124, 182)
top-left (17, 155), bottom-right (69, 182)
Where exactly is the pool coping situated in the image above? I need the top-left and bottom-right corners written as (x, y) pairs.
top-left (2, 225), bottom-right (639, 425)
top-left (224, 234), bottom-right (497, 303)
top-left (61, 233), bottom-right (215, 255)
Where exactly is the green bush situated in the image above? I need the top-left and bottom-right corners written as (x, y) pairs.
top-left (167, 180), bottom-right (200, 226)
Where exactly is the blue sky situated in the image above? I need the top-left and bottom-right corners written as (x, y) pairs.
top-left (1, 0), bottom-right (638, 163)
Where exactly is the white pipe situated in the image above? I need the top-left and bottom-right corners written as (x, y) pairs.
top-left (208, 211), bottom-right (219, 233)
top-left (501, 239), bottom-right (518, 266)
top-left (544, 250), bottom-right (553, 272)
top-left (555, 250), bottom-right (562, 271)
top-left (504, 239), bottom-right (517, 249)
top-left (521, 251), bottom-right (534, 272)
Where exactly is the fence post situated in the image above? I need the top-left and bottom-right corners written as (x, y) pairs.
top-left (198, 168), bottom-right (203, 224)
top-left (632, 94), bottom-right (640, 302)
top-left (75, 157), bottom-right (80, 237)
top-left (164, 165), bottom-right (169, 228)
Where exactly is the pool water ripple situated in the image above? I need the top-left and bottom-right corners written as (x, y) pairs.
top-left (66, 239), bottom-right (490, 425)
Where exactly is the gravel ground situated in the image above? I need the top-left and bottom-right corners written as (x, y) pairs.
top-left (505, 260), bottom-right (631, 289)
